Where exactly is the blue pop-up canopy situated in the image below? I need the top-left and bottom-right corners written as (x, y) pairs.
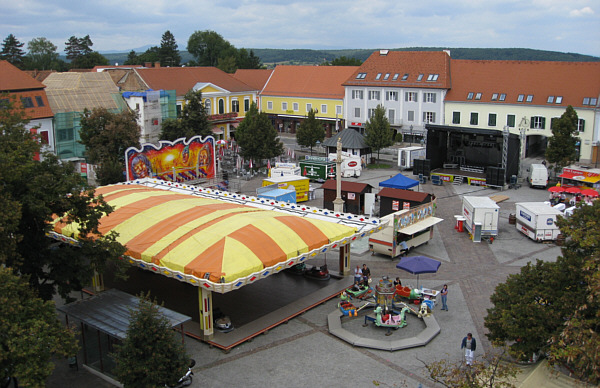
top-left (379, 173), bottom-right (419, 190)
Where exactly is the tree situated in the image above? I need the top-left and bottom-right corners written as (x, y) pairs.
top-left (420, 348), bottom-right (519, 388)
top-left (136, 46), bottom-right (160, 65)
top-left (0, 98), bottom-right (128, 300)
top-left (26, 37), bottom-right (59, 70)
top-left (124, 50), bottom-right (138, 65)
top-left (321, 56), bottom-right (362, 66)
top-left (235, 103), bottom-right (284, 167)
top-left (1, 34), bottom-right (26, 67)
top-left (364, 104), bottom-right (393, 161)
top-left (159, 90), bottom-right (211, 141)
top-left (0, 267), bottom-right (79, 387)
top-left (113, 294), bottom-right (190, 388)
top-left (548, 201), bottom-right (600, 385)
top-left (79, 107), bottom-right (141, 185)
top-left (237, 48), bottom-right (262, 69)
top-left (159, 30), bottom-right (181, 67)
top-left (217, 55), bottom-right (238, 73)
top-left (64, 35), bottom-right (107, 69)
top-left (545, 105), bottom-right (579, 174)
top-left (71, 51), bottom-right (109, 69)
top-left (187, 30), bottom-right (236, 67)
top-left (296, 109), bottom-right (325, 155)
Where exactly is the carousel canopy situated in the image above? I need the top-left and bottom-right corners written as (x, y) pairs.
top-left (51, 179), bottom-right (381, 293)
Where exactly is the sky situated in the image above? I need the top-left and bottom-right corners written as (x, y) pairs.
top-left (1, 0), bottom-right (599, 57)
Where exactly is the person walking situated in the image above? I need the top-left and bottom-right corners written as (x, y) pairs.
top-left (354, 265), bottom-right (362, 284)
top-left (440, 284), bottom-right (448, 311)
top-left (461, 333), bottom-right (476, 366)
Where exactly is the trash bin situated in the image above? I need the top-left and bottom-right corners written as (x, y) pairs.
top-left (458, 219), bottom-right (464, 233)
top-left (508, 213), bottom-right (516, 225)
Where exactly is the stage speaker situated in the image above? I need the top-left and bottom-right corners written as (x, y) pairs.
top-left (486, 167), bottom-right (505, 186)
top-left (413, 159), bottom-right (431, 176)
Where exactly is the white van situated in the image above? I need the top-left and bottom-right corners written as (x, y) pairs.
top-left (528, 164), bottom-right (548, 188)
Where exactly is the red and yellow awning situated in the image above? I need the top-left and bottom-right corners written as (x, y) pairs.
top-left (50, 181), bottom-right (380, 293)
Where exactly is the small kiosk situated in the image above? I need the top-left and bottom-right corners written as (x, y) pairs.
top-left (378, 188), bottom-right (432, 217)
top-left (321, 179), bottom-right (374, 215)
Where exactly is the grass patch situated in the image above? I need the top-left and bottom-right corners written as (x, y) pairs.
top-left (367, 163), bottom-right (393, 169)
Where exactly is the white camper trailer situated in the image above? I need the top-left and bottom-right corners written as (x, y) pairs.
top-left (515, 202), bottom-right (562, 241)
top-left (327, 152), bottom-right (362, 178)
top-left (461, 196), bottom-right (500, 240)
top-left (397, 146), bottom-right (426, 169)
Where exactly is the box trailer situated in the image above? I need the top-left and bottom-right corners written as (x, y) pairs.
top-left (369, 201), bottom-right (442, 258)
top-left (397, 146), bottom-right (426, 169)
top-left (527, 164), bottom-right (548, 188)
top-left (257, 184), bottom-right (297, 203)
top-left (515, 202), bottom-right (562, 241)
top-left (299, 157), bottom-right (336, 182)
top-left (270, 162), bottom-right (300, 178)
top-left (327, 152), bottom-right (362, 178)
top-left (461, 196), bottom-right (500, 238)
top-left (262, 175), bottom-right (310, 202)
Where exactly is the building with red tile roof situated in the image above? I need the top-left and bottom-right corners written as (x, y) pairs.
top-left (342, 50), bottom-right (451, 142)
top-left (0, 60), bottom-right (55, 155)
top-left (444, 59), bottom-right (600, 164)
top-left (232, 69), bottom-right (273, 91)
top-left (260, 65), bottom-right (358, 137)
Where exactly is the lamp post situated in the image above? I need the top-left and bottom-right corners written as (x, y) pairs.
top-left (409, 125), bottom-right (413, 146)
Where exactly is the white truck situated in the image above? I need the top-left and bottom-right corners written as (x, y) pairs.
top-left (528, 164), bottom-right (548, 188)
top-left (397, 146), bottom-right (426, 170)
top-left (462, 196), bottom-right (500, 240)
top-left (327, 152), bottom-right (362, 178)
top-left (515, 202), bottom-right (562, 241)
top-left (270, 162), bottom-right (300, 178)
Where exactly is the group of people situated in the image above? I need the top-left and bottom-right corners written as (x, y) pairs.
top-left (353, 264), bottom-right (371, 286)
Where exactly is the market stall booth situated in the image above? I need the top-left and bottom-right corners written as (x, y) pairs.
top-left (378, 187), bottom-right (432, 217)
top-left (321, 179), bottom-right (374, 215)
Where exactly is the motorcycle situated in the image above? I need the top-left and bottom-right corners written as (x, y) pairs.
top-left (166, 359), bottom-right (195, 388)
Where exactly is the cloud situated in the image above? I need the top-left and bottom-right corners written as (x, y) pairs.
top-left (570, 6), bottom-right (594, 17)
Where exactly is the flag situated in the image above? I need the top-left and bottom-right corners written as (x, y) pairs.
top-left (267, 159), bottom-right (271, 170)
top-left (303, 167), bottom-right (307, 176)
top-left (291, 149), bottom-right (295, 159)
top-left (249, 159), bottom-right (253, 169)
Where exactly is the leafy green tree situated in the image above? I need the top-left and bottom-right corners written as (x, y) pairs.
top-left (159, 90), bottom-right (211, 141)
top-left (137, 46), bottom-right (160, 65)
top-left (237, 48), bottom-right (262, 69)
top-left (235, 103), bottom-right (284, 167)
top-left (296, 109), bottom-right (324, 155)
top-left (72, 51), bottom-right (109, 69)
top-left (321, 56), bottom-right (362, 66)
top-left (0, 267), bottom-right (79, 387)
top-left (1, 34), bottom-right (26, 67)
top-left (64, 35), bottom-right (108, 69)
top-left (79, 107), bottom-right (141, 185)
top-left (25, 37), bottom-right (59, 70)
top-left (187, 30), bottom-right (236, 67)
top-left (548, 201), bottom-right (600, 385)
top-left (545, 105), bottom-right (579, 174)
top-left (364, 104), bottom-right (393, 161)
top-left (124, 50), bottom-right (138, 65)
top-left (113, 294), bottom-right (190, 388)
top-left (159, 30), bottom-right (181, 67)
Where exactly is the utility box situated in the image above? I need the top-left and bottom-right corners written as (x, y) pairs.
top-left (262, 175), bottom-right (310, 202)
top-left (527, 164), bottom-right (549, 188)
top-left (515, 202), bottom-right (562, 241)
top-left (462, 196), bottom-right (500, 237)
top-left (397, 146), bottom-right (426, 169)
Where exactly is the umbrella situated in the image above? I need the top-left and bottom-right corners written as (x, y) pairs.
top-left (548, 186), bottom-right (564, 193)
top-left (216, 140), bottom-right (227, 145)
top-left (581, 188), bottom-right (599, 197)
top-left (396, 255), bottom-right (441, 288)
top-left (564, 187), bottom-right (581, 194)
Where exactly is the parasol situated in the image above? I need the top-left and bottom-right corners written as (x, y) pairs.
top-left (547, 186), bottom-right (564, 193)
top-left (396, 255), bottom-right (441, 288)
top-left (216, 140), bottom-right (227, 145)
top-left (581, 188), bottom-right (599, 197)
top-left (564, 187), bottom-right (581, 195)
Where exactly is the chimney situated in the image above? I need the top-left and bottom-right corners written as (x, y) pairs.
top-left (443, 49), bottom-right (451, 57)
top-left (144, 62), bottom-right (152, 68)
top-left (154, 62), bottom-right (161, 68)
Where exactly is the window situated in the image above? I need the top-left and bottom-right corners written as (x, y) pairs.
top-left (306, 103), bottom-right (312, 112)
top-left (20, 97), bottom-right (33, 108)
top-left (423, 111), bottom-right (435, 123)
top-left (401, 74), bottom-right (409, 81)
top-left (375, 73), bottom-right (382, 80)
top-left (392, 73), bottom-right (399, 80)
top-left (204, 99), bottom-right (211, 114)
top-left (550, 117), bottom-right (559, 129)
top-left (321, 104), bottom-right (327, 114)
top-left (517, 94), bottom-right (524, 102)
top-left (35, 96), bottom-right (44, 106)
top-left (491, 93), bottom-right (498, 101)
top-left (470, 112), bottom-right (479, 125)
top-left (408, 110), bottom-right (415, 122)
top-left (577, 119), bottom-right (585, 132)
top-left (427, 74), bottom-right (439, 81)
top-left (39, 130), bottom-right (49, 144)
top-left (282, 102), bottom-right (288, 110)
top-left (267, 101), bottom-right (273, 110)
top-left (386, 91), bottom-right (398, 101)
top-left (176, 104), bottom-right (182, 117)
top-left (417, 74), bottom-right (424, 81)
top-left (355, 72), bottom-right (367, 79)
top-left (218, 98), bottom-right (224, 114)
top-left (591, 98), bottom-right (598, 105)
top-left (507, 114), bottom-right (515, 127)
top-left (0, 98), bottom-right (9, 109)
top-left (405, 92), bottom-right (417, 102)
top-left (555, 96), bottom-right (563, 104)
top-left (452, 112), bottom-right (461, 124)
top-left (293, 102), bottom-right (299, 111)
top-left (488, 113), bottom-right (497, 126)
top-left (368, 108), bottom-right (375, 118)
top-left (354, 107), bottom-right (360, 118)
top-left (57, 128), bottom-right (73, 141)
top-left (352, 90), bottom-right (364, 100)
top-left (475, 93), bottom-right (482, 100)
top-left (467, 92), bottom-right (474, 100)
top-left (526, 95), bottom-right (533, 102)
top-left (368, 90), bottom-right (380, 100)
top-left (135, 103), bottom-right (140, 111)
top-left (547, 96), bottom-right (555, 104)
top-left (244, 98), bottom-right (250, 111)
top-left (383, 73), bottom-right (390, 80)
top-left (499, 94), bottom-right (506, 101)
top-left (424, 92), bottom-right (436, 103)
top-left (388, 109), bottom-right (395, 124)
top-left (231, 100), bottom-right (239, 113)
top-left (530, 116), bottom-right (546, 129)
top-left (336, 105), bottom-right (342, 115)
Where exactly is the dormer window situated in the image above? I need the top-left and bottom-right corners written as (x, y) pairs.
top-left (475, 93), bottom-right (482, 100)
top-left (355, 72), bottom-right (367, 79)
top-left (467, 92), bottom-right (474, 100)
top-left (426, 74), bottom-right (439, 81)
top-left (526, 95), bottom-right (533, 102)
top-left (491, 93), bottom-right (498, 101)
top-left (547, 96), bottom-right (554, 103)
top-left (383, 73), bottom-right (390, 80)
top-left (392, 73), bottom-right (399, 80)
top-left (375, 73), bottom-right (382, 80)
top-left (417, 74), bottom-right (424, 81)
top-left (499, 94), bottom-right (506, 101)
top-left (401, 73), bottom-right (409, 81)
top-left (517, 94), bottom-right (524, 102)
top-left (556, 96), bottom-right (563, 104)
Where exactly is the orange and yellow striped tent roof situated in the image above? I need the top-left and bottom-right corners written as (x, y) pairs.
top-left (51, 181), bottom-right (381, 293)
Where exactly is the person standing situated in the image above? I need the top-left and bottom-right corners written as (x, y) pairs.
top-left (354, 265), bottom-right (362, 284)
top-left (440, 284), bottom-right (448, 311)
top-left (461, 333), bottom-right (476, 366)
top-left (361, 264), bottom-right (371, 285)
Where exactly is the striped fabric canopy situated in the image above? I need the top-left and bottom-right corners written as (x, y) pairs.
top-left (52, 183), bottom-right (363, 291)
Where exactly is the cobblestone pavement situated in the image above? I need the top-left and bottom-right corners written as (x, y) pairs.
top-left (50, 155), bottom-right (560, 387)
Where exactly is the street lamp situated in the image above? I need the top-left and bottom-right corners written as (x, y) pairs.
top-left (409, 125), bottom-right (413, 146)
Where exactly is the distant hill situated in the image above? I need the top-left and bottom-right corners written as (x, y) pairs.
top-left (102, 47), bottom-right (599, 67)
